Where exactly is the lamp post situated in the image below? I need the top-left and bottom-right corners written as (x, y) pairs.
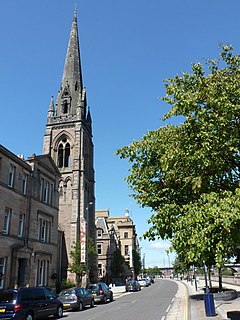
top-left (142, 253), bottom-right (146, 275)
top-left (85, 201), bottom-right (93, 286)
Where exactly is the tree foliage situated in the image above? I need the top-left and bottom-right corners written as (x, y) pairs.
top-left (110, 248), bottom-right (125, 276)
top-left (132, 249), bottom-right (142, 276)
top-left (116, 45), bottom-right (240, 269)
top-left (68, 240), bottom-right (86, 284)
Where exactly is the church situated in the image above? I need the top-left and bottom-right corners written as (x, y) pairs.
top-left (0, 9), bottom-right (96, 288)
top-left (42, 9), bottom-right (96, 286)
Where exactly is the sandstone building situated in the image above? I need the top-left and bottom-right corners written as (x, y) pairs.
top-left (0, 145), bottom-right (60, 289)
top-left (96, 209), bottom-right (140, 283)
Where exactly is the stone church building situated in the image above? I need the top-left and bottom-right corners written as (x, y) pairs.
top-left (43, 9), bottom-right (96, 285)
top-left (0, 9), bottom-right (96, 289)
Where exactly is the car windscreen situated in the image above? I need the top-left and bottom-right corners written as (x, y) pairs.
top-left (59, 289), bottom-right (75, 296)
top-left (0, 291), bottom-right (16, 303)
top-left (87, 285), bottom-right (98, 292)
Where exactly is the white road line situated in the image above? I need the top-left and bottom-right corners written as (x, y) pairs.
top-left (131, 300), bottom-right (136, 304)
top-left (113, 307), bottom-right (121, 310)
top-left (161, 316), bottom-right (165, 320)
top-left (166, 304), bottom-right (171, 313)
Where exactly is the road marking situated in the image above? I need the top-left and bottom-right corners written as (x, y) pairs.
top-left (161, 316), bottom-right (165, 320)
top-left (131, 300), bottom-right (136, 304)
top-left (113, 307), bottom-right (121, 310)
top-left (183, 290), bottom-right (188, 320)
top-left (166, 304), bottom-right (171, 313)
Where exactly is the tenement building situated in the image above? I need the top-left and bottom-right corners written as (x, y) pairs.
top-left (96, 209), bottom-right (140, 283)
top-left (42, 10), bottom-right (96, 284)
top-left (0, 145), bottom-right (60, 289)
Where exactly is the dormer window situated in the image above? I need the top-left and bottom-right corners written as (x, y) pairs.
top-left (62, 100), bottom-right (68, 114)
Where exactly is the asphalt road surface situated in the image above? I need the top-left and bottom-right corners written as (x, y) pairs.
top-left (62, 279), bottom-right (178, 320)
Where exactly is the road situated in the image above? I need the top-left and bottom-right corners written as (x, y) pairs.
top-left (62, 279), bottom-right (178, 320)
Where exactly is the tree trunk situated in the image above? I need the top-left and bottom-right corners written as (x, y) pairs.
top-left (208, 267), bottom-right (212, 288)
top-left (218, 267), bottom-right (222, 291)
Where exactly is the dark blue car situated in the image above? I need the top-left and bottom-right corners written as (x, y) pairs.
top-left (0, 287), bottom-right (63, 320)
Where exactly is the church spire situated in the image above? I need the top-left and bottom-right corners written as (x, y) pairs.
top-left (62, 8), bottom-right (83, 91)
top-left (56, 8), bottom-right (84, 116)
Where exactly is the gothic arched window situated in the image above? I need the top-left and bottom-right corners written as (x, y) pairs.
top-left (57, 139), bottom-right (71, 168)
top-left (64, 143), bottom-right (70, 167)
top-left (58, 144), bottom-right (63, 168)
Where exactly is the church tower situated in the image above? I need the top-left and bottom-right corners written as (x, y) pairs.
top-left (43, 9), bottom-right (96, 285)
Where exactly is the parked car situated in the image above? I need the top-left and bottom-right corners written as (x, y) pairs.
top-left (58, 287), bottom-right (94, 311)
top-left (0, 287), bottom-right (63, 320)
top-left (125, 280), bottom-right (141, 292)
top-left (147, 275), bottom-right (155, 284)
top-left (86, 282), bottom-right (113, 303)
top-left (138, 278), bottom-right (149, 287)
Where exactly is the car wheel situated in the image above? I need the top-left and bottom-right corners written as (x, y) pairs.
top-left (90, 299), bottom-right (94, 308)
top-left (110, 294), bottom-right (113, 302)
top-left (78, 301), bottom-right (83, 311)
top-left (25, 313), bottom-right (34, 320)
top-left (56, 305), bottom-right (63, 318)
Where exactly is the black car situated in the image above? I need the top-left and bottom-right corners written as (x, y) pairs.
top-left (0, 287), bottom-right (63, 320)
top-left (58, 287), bottom-right (94, 311)
top-left (125, 280), bottom-right (141, 292)
top-left (86, 282), bottom-right (113, 303)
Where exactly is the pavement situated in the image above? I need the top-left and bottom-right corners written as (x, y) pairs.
top-left (167, 278), bottom-right (240, 320)
top-left (111, 279), bottom-right (240, 320)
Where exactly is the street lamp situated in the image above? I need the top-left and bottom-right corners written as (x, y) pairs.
top-left (85, 201), bottom-right (93, 286)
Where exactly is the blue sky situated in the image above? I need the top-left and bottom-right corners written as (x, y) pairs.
top-left (1, 0), bottom-right (240, 267)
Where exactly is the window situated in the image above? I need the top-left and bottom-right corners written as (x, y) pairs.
top-left (98, 264), bottom-right (103, 277)
top-left (97, 229), bottom-right (102, 238)
top-left (3, 208), bottom-right (11, 234)
top-left (124, 232), bottom-right (128, 239)
top-left (125, 245), bottom-right (129, 256)
top-left (22, 174), bottom-right (28, 194)
top-left (57, 139), bottom-right (71, 168)
top-left (8, 164), bottom-right (15, 188)
top-left (97, 244), bottom-right (102, 255)
top-left (62, 100), bottom-right (68, 114)
top-left (38, 217), bottom-right (51, 243)
top-left (40, 178), bottom-right (53, 205)
top-left (18, 213), bottom-right (25, 237)
top-left (36, 260), bottom-right (49, 287)
top-left (43, 179), bottom-right (49, 203)
top-left (0, 258), bottom-right (6, 289)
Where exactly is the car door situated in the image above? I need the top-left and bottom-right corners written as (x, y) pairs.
top-left (81, 288), bottom-right (91, 306)
top-left (43, 288), bottom-right (58, 317)
top-left (31, 288), bottom-right (48, 319)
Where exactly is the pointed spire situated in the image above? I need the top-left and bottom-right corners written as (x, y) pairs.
top-left (48, 96), bottom-right (55, 118)
top-left (86, 106), bottom-right (92, 134)
top-left (62, 8), bottom-right (83, 91)
top-left (86, 106), bottom-right (92, 123)
top-left (56, 8), bottom-right (83, 116)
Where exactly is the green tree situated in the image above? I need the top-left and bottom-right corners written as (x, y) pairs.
top-left (132, 249), bottom-right (142, 277)
top-left (110, 248), bottom-right (125, 277)
top-left (87, 236), bottom-right (97, 283)
top-left (116, 45), bottom-right (240, 288)
top-left (68, 240), bottom-right (86, 286)
top-left (145, 266), bottom-right (161, 276)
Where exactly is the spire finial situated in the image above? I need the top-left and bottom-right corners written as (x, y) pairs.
top-left (74, 4), bottom-right (77, 22)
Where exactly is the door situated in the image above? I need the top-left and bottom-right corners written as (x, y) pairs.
top-left (18, 259), bottom-right (28, 288)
